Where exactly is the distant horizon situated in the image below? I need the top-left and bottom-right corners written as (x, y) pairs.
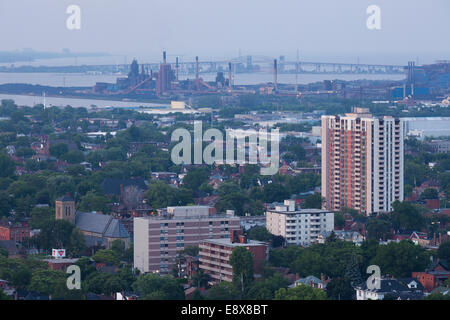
top-left (0, 48), bottom-right (447, 67)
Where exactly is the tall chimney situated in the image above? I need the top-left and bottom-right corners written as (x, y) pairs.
top-left (195, 56), bottom-right (199, 80)
top-left (176, 57), bottom-right (179, 81)
top-left (273, 59), bottom-right (278, 91)
top-left (195, 56), bottom-right (199, 90)
top-left (163, 51), bottom-right (167, 64)
top-left (228, 62), bottom-right (232, 89)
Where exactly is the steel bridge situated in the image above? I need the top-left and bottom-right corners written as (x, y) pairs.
top-left (116, 56), bottom-right (406, 75)
top-left (57, 55), bottom-right (407, 76)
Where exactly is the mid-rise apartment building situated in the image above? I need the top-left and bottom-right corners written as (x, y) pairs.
top-left (321, 108), bottom-right (404, 215)
top-left (199, 230), bottom-right (268, 283)
top-left (134, 206), bottom-right (240, 274)
top-left (266, 200), bottom-right (334, 246)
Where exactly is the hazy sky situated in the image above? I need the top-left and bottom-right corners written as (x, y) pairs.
top-left (0, 0), bottom-right (449, 64)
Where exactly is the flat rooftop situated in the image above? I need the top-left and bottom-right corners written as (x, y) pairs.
top-left (266, 208), bottom-right (332, 215)
top-left (43, 258), bottom-right (79, 264)
top-left (201, 238), bottom-right (267, 247)
top-left (136, 213), bottom-right (238, 221)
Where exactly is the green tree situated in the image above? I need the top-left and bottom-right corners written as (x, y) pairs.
top-left (37, 219), bottom-right (75, 251)
top-left (215, 192), bottom-right (251, 216)
top-left (183, 168), bottom-right (209, 192)
top-left (93, 249), bottom-right (119, 266)
top-left (133, 273), bottom-right (185, 300)
top-left (0, 191), bottom-right (13, 217)
top-left (29, 269), bottom-right (67, 296)
top-left (366, 218), bottom-right (392, 241)
top-left (0, 247), bottom-right (8, 258)
top-left (423, 293), bottom-right (450, 300)
top-left (247, 226), bottom-right (273, 242)
top-left (68, 228), bottom-right (86, 257)
top-left (207, 281), bottom-right (240, 300)
top-left (79, 191), bottom-right (111, 214)
top-left (191, 269), bottom-right (211, 289)
top-left (0, 153), bottom-right (15, 178)
top-left (334, 212), bottom-right (346, 229)
top-left (437, 241), bottom-right (450, 261)
top-left (262, 183), bottom-right (289, 203)
top-left (111, 239), bottom-right (126, 260)
top-left (391, 201), bottom-right (425, 231)
top-left (29, 206), bottom-right (54, 229)
top-left (345, 254), bottom-right (363, 288)
top-left (10, 266), bottom-right (32, 290)
top-left (274, 284), bottom-right (327, 300)
top-left (326, 277), bottom-right (354, 300)
top-left (229, 247), bottom-right (254, 294)
top-left (421, 188), bottom-right (439, 200)
top-left (246, 273), bottom-right (289, 300)
top-left (370, 240), bottom-right (429, 278)
top-left (0, 290), bottom-right (11, 300)
top-left (146, 181), bottom-right (193, 209)
top-left (49, 143), bottom-right (69, 158)
top-left (182, 245), bottom-right (200, 257)
top-left (301, 193), bottom-right (324, 209)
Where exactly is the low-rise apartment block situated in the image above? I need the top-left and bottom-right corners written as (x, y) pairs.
top-left (199, 230), bottom-right (268, 283)
top-left (266, 200), bottom-right (334, 246)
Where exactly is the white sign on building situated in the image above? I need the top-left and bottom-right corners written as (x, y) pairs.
top-left (52, 249), bottom-right (66, 259)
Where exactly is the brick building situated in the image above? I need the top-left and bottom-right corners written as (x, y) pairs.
top-left (134, 206), bottom-right (240, 274)
top-left (412, 259), bottom-right (450, 292)
top-left (44, 258), bottom-right (80, 272)
top-left (0, 220), bottom-right (30, 242)
top-left (199, 230), bottom-right (268, 283)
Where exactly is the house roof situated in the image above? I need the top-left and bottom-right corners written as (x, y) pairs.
top-left (0, 240), bottom-right (19, 256)
top-left (296, 275), bottom-right (322, 285)
top-left (75, 211), bottom-right (112, 234)
top-left (101, 178), bottom-right (147, 196)
top-left (104, 218), bottom-right (130, 238)
top-left (75, 211), bottom-right (129, 239)
top-left (358, 278), bottom-right (423, 294)
top-left (56, 195), bottom-right (74, 202)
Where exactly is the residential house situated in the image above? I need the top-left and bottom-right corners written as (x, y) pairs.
top-left (356, 278), bottom-right (424, 300)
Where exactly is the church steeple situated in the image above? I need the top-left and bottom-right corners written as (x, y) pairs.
top-left (55, 195), bottom-right (75, 224)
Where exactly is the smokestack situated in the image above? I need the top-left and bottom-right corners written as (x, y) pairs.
top-left (228, 62), bottom-right (232, 89)
top-left (195, 56), bottom-right (199, 80)
top-left (295, 62), bottom-right (298, 93)
top-left (163, 51), bottom-right (167, 64)
top-left (195, 56), bottom-right (199, 90)
top-left (176, 57), bottom-right (179, 81)
top-left (273, 59), bottom-right (278, 91)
